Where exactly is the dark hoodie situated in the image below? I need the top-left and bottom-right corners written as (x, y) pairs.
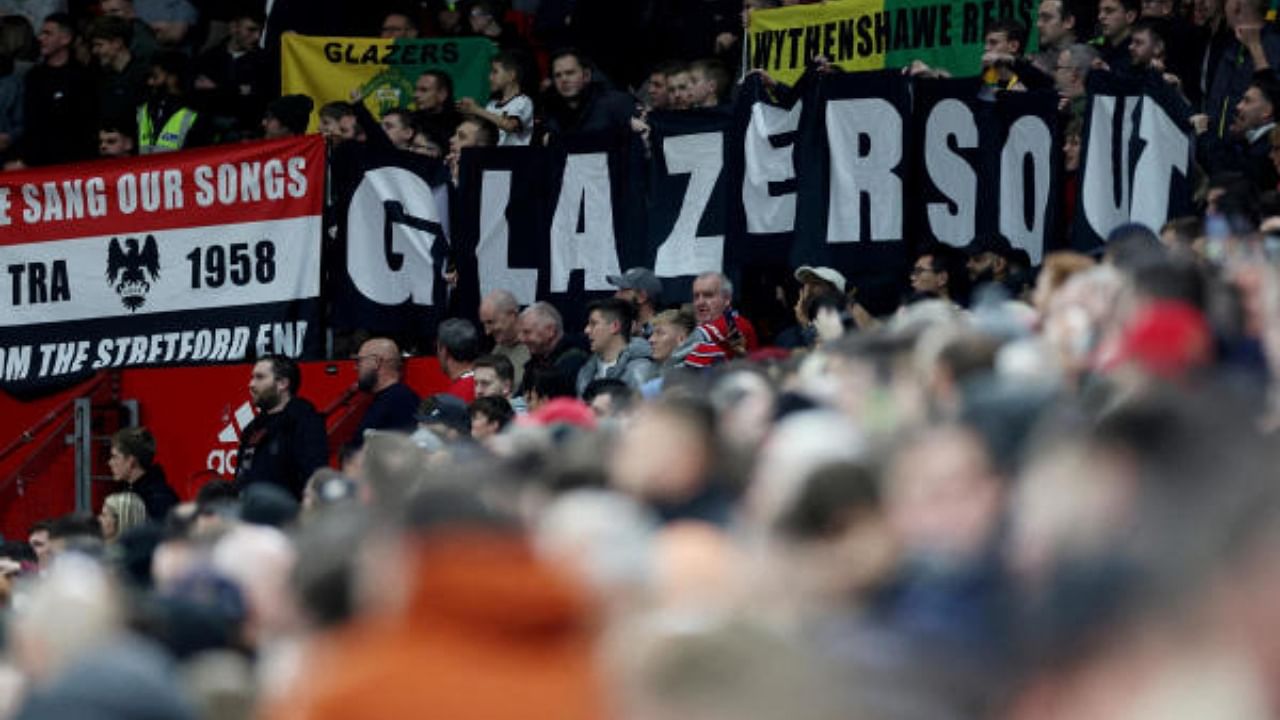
top-left (130, 465), bottom-right (180, 521)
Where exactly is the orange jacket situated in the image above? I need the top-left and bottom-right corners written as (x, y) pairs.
top-left (264, 531), bottom-right (608, 720)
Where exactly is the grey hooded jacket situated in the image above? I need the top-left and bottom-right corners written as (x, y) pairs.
top-left (575, 337), bottom-right (656, 396)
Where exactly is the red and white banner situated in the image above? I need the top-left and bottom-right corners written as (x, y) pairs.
top-left (0, 137), bottom-right (326, 394)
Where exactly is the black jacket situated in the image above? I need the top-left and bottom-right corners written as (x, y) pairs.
top-left (20, 60), bottom-right (97, 166)
top-left (192, 40), bottom-right (269, 137)
top-left (520, 335), bottom-right (589, 395)
top-left (1196, 123), bottom-right (1279, 193)
top-left (235, 397), bottom-right (329, 499)
top-left (355, 382), bottom-right (421, 438)
top-left (541, 83), bottom-right (635, 143)
top-left (131, 465), bottom-right (180, 521)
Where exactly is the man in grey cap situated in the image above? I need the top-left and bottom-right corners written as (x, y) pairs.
top-left (608, 267), bottom-right (663, 339)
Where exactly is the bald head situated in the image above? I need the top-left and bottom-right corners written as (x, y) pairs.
top-left (519, 302), bottom-right (564, 357)
top-left (356, 337), bottom-right (403, 393)
top-left (479, 290), bottom-right (522, 346)
top-left (483, 289), bottom-right (518, 313)
top-left (361, 337), bottom-right (400, 366)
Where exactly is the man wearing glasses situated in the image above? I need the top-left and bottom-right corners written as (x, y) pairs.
top-left (354, 337), bottom-right (421, 438)
top-left (380, 12), bottom-right (419, 38)
top-left (910, 250), bottom-right (954, 302)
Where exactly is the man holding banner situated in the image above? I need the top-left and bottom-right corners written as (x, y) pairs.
top-left (1192, 73), bottom-right (1280, 192)
top-left (745, 0), bottom-right (1038, 83)
top-left (414, 70), bottom-right (464, 151)
top-left (543, 49), bottom-right (636, 141)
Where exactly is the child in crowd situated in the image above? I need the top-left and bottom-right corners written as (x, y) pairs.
top-left (456, 50), bottom-right (533, 146)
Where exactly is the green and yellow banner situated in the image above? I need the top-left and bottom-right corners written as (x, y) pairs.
top-left (281, 34), bottom-right (496, 131)
top-left (746, 0), bottom-right (1037, 86)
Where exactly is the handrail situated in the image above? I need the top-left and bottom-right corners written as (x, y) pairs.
top-left (320, 384), bottom-right (359, 418)
top-left (0, 413), bottom-right (74, 497)
top-left (322, 385), bottom-right (370, 456)
top-left (0, 373), bottom-right (108, 465)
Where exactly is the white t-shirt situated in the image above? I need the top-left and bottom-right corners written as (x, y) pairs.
top-left (596, 359), bottom-right (617, 378)
top-left (487, 94), bottom-right (534, 146)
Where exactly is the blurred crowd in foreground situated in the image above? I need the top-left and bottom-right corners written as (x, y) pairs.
top-left (5, 218), bottom-right (1280, 720)
top-left (8, 0), bottom-right (1280, 716)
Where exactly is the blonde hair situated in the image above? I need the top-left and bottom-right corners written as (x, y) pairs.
top-left (103, 492), bottom-right (149, 535)
top-left (1039, 251), bottom-right (1096, 297)
top-left (652, 308), bottom-right (697, 335)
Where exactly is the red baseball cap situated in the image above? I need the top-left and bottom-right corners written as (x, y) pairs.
top-left (1107, 300), bottom-right (1213, 380)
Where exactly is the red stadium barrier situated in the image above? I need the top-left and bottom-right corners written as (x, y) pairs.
top-left (0, 357), bottom-right (449, 539)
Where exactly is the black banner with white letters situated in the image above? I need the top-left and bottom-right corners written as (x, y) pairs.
top-left (332, 69), bottom-right (1195, 332)
top-left (910, 78), bottom-right (1062, 263)
top-left (328, 144), bottom-right (453, 335)
top-left (330, 137), bottom-right (644, 337)
top-left (646, 108), bottom-right (734, 304)
top-left (454, 146), bottom-right (547, 315)
top-left (1073, 71), bottom-right (1194, 252)
top-left (728, 73), bottom-right (810, 277)
top-left (793, 70), bottom-right (914, 308)
top-left (458, 133), bottom-right (641, 331)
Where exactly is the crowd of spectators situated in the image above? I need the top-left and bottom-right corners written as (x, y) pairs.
top-left (7, 0), bottom-right (1280, 718)
top-left (7, 240), bottom-right (1280, 717)
top-left (0, 0), bottom-right (748, 168)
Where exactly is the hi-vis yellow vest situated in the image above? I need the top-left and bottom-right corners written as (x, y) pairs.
top-left (137, 104), bottom-right (197, 154)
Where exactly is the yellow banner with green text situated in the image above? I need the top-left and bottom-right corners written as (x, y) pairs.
top-left (281, 34), bottom-right (495, 131)
top-left (746, 0), bottom-right (1037, 86)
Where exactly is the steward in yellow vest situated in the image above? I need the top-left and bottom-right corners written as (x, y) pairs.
top-left (136, 51), bottom-right (208, 154)
top-left (137, 103), bottom-right (197, 153)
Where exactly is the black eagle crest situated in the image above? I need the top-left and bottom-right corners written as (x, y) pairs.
top-left (106, 235), bottom-right (160, 311)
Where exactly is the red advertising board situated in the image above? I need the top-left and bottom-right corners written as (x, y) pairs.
top-left (0, 358), bottom-right (448, 539)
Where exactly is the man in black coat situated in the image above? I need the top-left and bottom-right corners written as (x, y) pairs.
top-left (236, 355), bottom-right (329, 500)
top-left (192, 7), bottom-right (268, 140)
top-left (19, 12), bottom-right (97, 166)
top-left (1193, 72), bottom-right (1280, 192)
top-left (541, 48), bottom-right (636, 144)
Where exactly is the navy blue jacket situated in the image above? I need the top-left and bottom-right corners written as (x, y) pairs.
top-left (355, 382), bottom-right (421, 439)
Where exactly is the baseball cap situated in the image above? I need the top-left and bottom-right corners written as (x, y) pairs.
top-left (520, 397), bottom-right (597, 430)
top-left (964, 235), bottom-right (1015, 257)
top-left (1105, 300), bottom-right (1212, 380)
top-left (606, 267), bottom-right (663, 300)
top-left (415, 393), bottom-right (471, 435)
top-left (239, 483), bottom-right (300, 528)
top-left (794, 265), bottom-right (847, 293)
